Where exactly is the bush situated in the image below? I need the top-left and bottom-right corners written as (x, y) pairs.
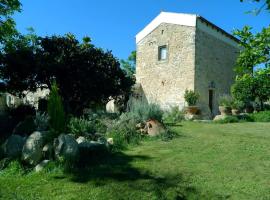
top-left (163, 106), bottom-right (184, 124)
top-left (67, 117), bottom-right (95, 138)
top-left (231, 99), bottom-right (244, 110)
top-left (250, 111), bottom-right (270, 122)
top-left (127, 98), bottom-right (163, 122)
top-left (8, 104), bottom-right (36, 123)
top-left (12, 116), bottom-right (36, 136)
top-left (47, 81), bottom-right (66, 136)
top-left (107, 113), bottom-right (141, 151)
top-left (237, 114), bottom-right (254, 122)
top-left (214, 116), bottom-right (239, 124)
top-left (34, 112), bottom-right (49, 131)
top-left (218, 95), bottom-right (233, 107)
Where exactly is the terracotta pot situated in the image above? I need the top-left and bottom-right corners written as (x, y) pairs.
top-left (186, 106), bottom-right (199, 115)
top-left (219, 106), bottom-right (232, 115)
top-left (231, 109), bottom-right (240, 115)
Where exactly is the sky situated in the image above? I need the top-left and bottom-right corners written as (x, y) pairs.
top-left (14, 0), bottom-right (269, 60)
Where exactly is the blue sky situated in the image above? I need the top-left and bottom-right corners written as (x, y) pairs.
top-left (14, 0), bottom-right (269, 60)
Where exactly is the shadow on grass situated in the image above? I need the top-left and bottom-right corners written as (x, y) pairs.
top-left (57, 151), bottom-right (220, 199)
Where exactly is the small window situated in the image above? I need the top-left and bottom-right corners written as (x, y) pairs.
top-left (158, 46), bottom-right (167, 61)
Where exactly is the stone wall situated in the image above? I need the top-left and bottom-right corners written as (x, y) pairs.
top-left (136, 23), bottom-right (196, 110)
top-left (195, 20), bottom-right (239, 117)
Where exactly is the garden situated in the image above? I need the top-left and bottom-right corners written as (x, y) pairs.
top-left (0, 0), bottom-right (270, 199)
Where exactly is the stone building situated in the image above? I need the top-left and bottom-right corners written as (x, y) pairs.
top-left (136, 12), bottom-right (240, 118)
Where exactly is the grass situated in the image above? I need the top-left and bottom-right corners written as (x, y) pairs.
top-left (1, 122), bottom-right (270, 199)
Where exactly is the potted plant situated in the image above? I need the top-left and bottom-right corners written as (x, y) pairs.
top-left (218, 95), bottom-right (232, 115)
top-left (231, 99), bottom-right (244, 115)
top-left (184, 90), bottom-right (200, 115)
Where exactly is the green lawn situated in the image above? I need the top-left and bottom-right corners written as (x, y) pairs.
top-left (1, 122), bottom-right (270, 199)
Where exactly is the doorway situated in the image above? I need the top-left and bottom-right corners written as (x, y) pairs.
top-left (209, 90), bottom-right (214, 114)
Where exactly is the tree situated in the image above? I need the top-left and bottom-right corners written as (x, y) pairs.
top-left (0, 34), bottom-right (134, 115)
top-left (233, 26), bottom-right (270, 75)
top-left (120, 51), bottom-right (136, 79)
top-left (240, 0), bottom-right (270, 13)
top-left (0, 0), bottom-right (21, 47)
top-left (48, 80), bottom-right (65, 135)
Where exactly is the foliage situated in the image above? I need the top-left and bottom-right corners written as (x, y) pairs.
top-left (34, 112), bottom-right (49, 131)
top-left (231, 99), bottom-right (245, 110)
top-left (8, 104), bottom-right (36, 123)
top-left (0, 34), bottom-right (134, 115)
top-left (218, 95), bottom-right (233, 107)
top-left (127, 98), bottom-right (163, 122)
top-left (231, 69), bottom-right (270, 110)
top-left (12, 116), bottom-right (36, 136)
top-left (47, 81), bottom-right (65, 136)
top-left (240, 0), bottom-right (270, 13)
top-left (67, 117), bottom-right (95, 138)
top-left (250, 111), bottom-right (270, 122)
top-left (0, 0), bottom-right (21, 46)
top-left (120, 51), bottom-right (136, 79)
top-left (162, 106), bottom-right (184, 124)
top-left (233, 25), bottom-right (269, 75)
top-left (107, 113), bottom-right (141, 151)
top-left (184, 90), bottom-right (199, 106)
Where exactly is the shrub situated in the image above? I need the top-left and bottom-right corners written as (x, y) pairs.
top-left (127, 98), bottom-right (163, 122)
top-left (12, 116), bottom-right (36, 136)
top-left (250, 111), bottom-right (270, 122)
top-left (184, 90), bottom-right (199, 106)
top-left (214, 116), bottom-right (239, 124)
top-left (107, 113), bottom-right (141, 151)
top-left (237, 114), bottom-right (254, 122)
top-left (163, 106), bottom-right (184, 124)
top-left (67, 117), bottom-right (95, 138)
top-left (34, 112), bottom-right (49, 131)
top-left (218, 95), bottom-right (233, 107)
top-left (8, 104), bottom-right (36, 123)
top-left (231, 99), bottom-right (244, 110)
top-left (47, 81), bottom-right (65, 136)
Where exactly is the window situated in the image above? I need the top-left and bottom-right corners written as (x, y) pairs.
top-left (158, 45), bottom-right (167, 61)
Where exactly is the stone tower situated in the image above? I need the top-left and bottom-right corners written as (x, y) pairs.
top-left (136, 12), bottom-right (239, 118)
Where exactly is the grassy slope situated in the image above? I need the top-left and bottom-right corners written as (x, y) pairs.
top-left (1, 122), bottom-right (270, 200)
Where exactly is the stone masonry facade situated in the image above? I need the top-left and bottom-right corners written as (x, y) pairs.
top-left (136, 12), bottom-right (239, 118)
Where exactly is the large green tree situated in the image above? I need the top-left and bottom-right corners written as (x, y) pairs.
top-left (0, 0), bottom-right (21, 46)
top-left (0, 34), bottom-right (133, 115)
top-left (120, 51), bottom-right (136, 79)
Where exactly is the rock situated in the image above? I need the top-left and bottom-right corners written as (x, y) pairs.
top-left (107, 138), bottom-right (114, 145)
top-left (76, 136), bottom-right (87, 144)
top-left (54, 134), bottom-right (79, 162)
top-left (184, 114), bottom-right (201, 121)
top-left (146, 120), bottom-right (166, 136)
top-left (2, 135), bottom-right (25, 158)
top-left (213, 115), bottom-right (228, 121)
top-left (34, 160), bottom-right (51, 172)
top-left (42, 143), bottom-right (53, 159)
top-left (106, 99), bottom-right (119, 113)
top-left (22, 131), bottom-right (48, 165)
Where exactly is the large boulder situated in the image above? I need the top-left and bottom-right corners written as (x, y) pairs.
top-left (54, 134), bottom-right (79, 162)
top-left (22, 131), bottom-right (48, 165)
top-left (42, 143), bottom-right (53, 159)
top-left (2, 135), bottom-right (25, 158)
top-left (34, 160), bottom-right (51, 172)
